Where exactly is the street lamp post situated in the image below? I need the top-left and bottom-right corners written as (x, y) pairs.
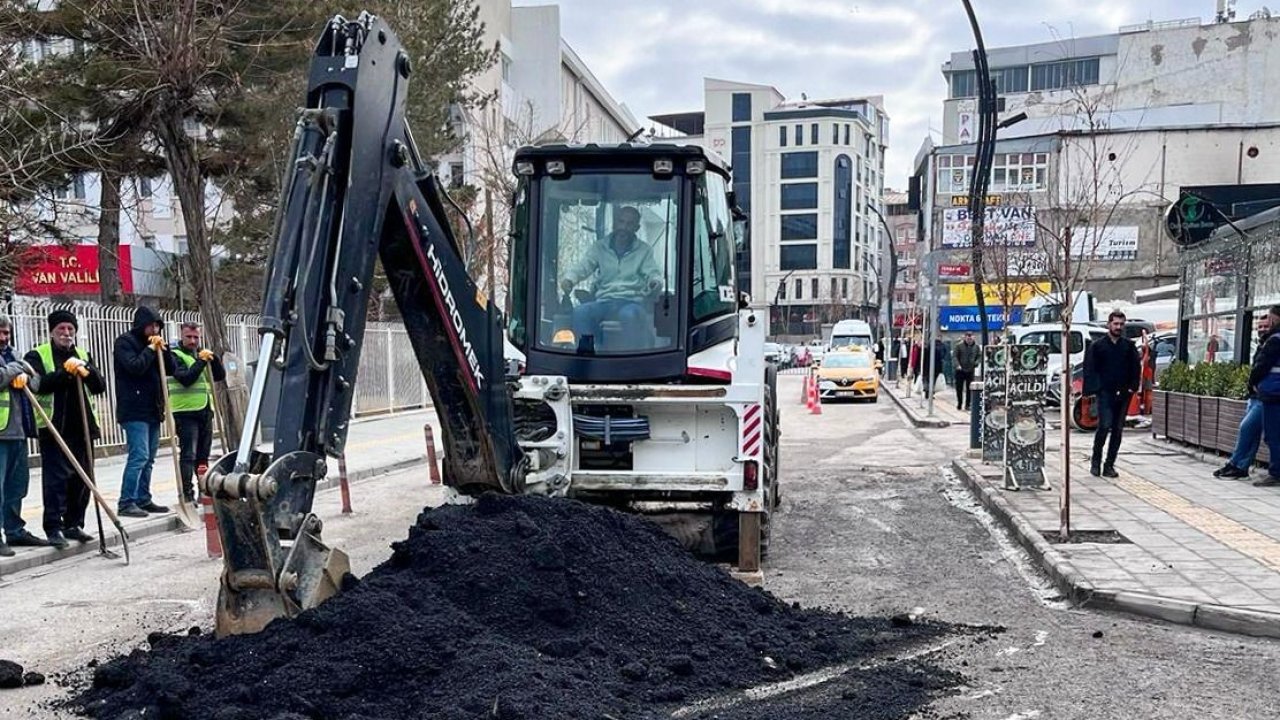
top-left (771, 269), bottom-right (797, 338)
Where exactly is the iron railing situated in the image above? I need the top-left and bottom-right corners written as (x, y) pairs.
top-left (5, 297), bottom-right (430, 457)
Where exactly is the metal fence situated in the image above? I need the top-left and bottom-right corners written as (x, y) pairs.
top-left (5, 297), bottom-right (430, 456)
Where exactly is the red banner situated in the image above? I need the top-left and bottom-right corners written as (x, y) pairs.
top-left (938, 263), bottom-right (971, 279)
top-left (16, 245), bottom-right (133, 296)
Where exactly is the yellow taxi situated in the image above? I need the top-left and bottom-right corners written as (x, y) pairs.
top-left (815, 347), bottom-right (880, 402)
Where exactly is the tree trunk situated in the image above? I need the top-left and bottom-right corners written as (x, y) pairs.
top-left (156, 112), bottom-right (242, 442)
top-left (97, 171), bottom-right (124, 305)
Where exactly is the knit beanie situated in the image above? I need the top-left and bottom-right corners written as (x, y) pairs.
top-left (47, 309), bottom-right (79, 331)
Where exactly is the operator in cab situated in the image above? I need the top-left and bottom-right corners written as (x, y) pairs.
top-left (559, 205), bottom-right (663, 352)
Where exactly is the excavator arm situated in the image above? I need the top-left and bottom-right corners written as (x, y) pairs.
top-left (204, 13), bottom-right (524, 636)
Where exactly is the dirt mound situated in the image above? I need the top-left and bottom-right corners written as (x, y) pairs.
top-left (72, 495), bottom-right (968, 719)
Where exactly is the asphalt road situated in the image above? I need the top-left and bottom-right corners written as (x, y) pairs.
top-left (765, 374), bottom-right (1280, 719)
top-left (4, 379), bottom-right (1280, 719)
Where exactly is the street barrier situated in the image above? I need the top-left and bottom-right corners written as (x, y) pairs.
top-left (424, 423), bottom-right (441, 485)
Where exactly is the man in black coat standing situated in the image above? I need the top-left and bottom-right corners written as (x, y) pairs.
top-left (24, 310), bottom-right (108, 548)
top-left (113, 306), bottom-right (176, 518)
top-left (1083, 310), bottom-right (1141, 478)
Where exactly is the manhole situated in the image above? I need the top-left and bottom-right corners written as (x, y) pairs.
top-left (1039, 529), bottom-right (1132, 545)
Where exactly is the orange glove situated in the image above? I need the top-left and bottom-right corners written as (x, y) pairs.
top-left (198, 349), bottom-right (215, 362)
top-left (148, 335), bottom-right (166, 350)
top-left (63, 357), bottom-right (89, 377)
top-left (11, 373), bottom-right (27, 390)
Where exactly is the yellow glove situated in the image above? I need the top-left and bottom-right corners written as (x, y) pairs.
top-left (148, 335), bottom-right (166, 350)
top-left (198, 349), bottom-right (215, 362)
top-left (11, 373), bottom-right (27, 390)
top-left (63, 357), bottom-right (87, 376)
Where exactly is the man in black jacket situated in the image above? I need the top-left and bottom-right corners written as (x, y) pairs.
top-left (1250, 306), bottom-right (1280, 487)
top-left (113, 306), bottom-right (176, 518)
top-left (1083, 310), bottom-right (1141, 478)
top-left (953, 332), bottom-right (980, 410)
top-left (24, 310), bottom-right (108, 548)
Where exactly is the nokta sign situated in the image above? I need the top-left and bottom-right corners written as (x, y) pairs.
top-left (938, 305), bottom-right (1024, 331)
top-left (17, 244), bottom-right (133, 296)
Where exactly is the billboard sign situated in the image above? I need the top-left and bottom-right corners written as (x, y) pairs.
top-left (942, 206), bottom-right (1037, 249)
top-left (1071, 225), bottom-right (1139, 261)
top-left (939, 305), bottom-right (1024, 332)
top-left (17, 245), bottom-right (134, 296)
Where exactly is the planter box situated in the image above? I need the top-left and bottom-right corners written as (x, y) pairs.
top-left (1166, 392), bottom-right (1189, 445)
top-left (1218, 398), bottom-right (1248, 455)
top-left (1186, 396), bottom-right (1204, 447)
top-left (1200, 397), bottom-right (1220, 453)
top-left (1152, 390), bottom-right (1168, 438)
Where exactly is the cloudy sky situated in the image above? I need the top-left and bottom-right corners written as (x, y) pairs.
top-left (530, 0), bottom-right (1235, 187)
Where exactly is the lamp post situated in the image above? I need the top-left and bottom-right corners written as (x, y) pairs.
top-left (772, 268), bottom-right (797, 337)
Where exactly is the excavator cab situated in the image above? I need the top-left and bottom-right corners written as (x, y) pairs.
top-left (508, 145), bottom-right (740, 383)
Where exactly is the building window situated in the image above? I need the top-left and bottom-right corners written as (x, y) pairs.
top-left (732, 92), bottom-right (752, 122)
top-left (780, 182), bottom-right (818, 210)
top-left (794, 124), bottom-right (803, 146)
top-left (1030, 57), bottom-right (1100, 91)
top-left (780, 151), bottom-right (819, 179)
top-left (831, 278), bottom-right (838, 299)
top-left (795, 278), bottom-right (803, 299)
top-left (780, 244), bottom-right (817, 270)
top-left (832, 123), bottom-right (839, 144)
top-left (500, 54), bottom-right (512, 82)
top-left (176, 235), bottom-right (189, 255)
top-left (780, 213), bottom-right (818, 240)
top-left (779, 280), bottom-right (787, 300)
top-left (833, 155), bottom-right (852, 269)
top-left (731, 126), bottom-right (753, 294)
top-left (779, 125), bottom-right (787, 147)
top-left (936, 152), bottom-right (1049, 194)
top-left (812, 278), bottom-right (819, 299)
top-left (950, 66), bottom-right (1031, 98)
top-left (842, 278), bottom-right (849, 298)
top-left (139, 177), bottom-right (153, 198)
top-left (843, 124), bottom-right (850, 145)
top-left (449, 162), bottom-right (465, 188)
top-left (810, 123), bottom-right (819, 145)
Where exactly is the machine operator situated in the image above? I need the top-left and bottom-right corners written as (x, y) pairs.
top-left (559, 206), bottom-right (663, 351)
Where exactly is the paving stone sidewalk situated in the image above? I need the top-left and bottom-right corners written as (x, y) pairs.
top-left (885, 380), bottom-right (1280, 638)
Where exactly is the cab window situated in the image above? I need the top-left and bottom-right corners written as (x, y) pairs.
top-left (692, 172), bottom-right (735, 321)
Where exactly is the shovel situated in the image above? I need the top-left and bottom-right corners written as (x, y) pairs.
top-left (21, 382), bottom-right (129, 564)
top-left (74, 375), bottom-right (119, 560)
top-left (155, 344), bottom-right (200, 530)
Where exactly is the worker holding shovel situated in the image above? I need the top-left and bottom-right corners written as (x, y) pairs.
top-left (23, 310), bottom-right (108, 549)
top-left (112, 306), bottom-right (175, 519)
top-left (167, 322), bottom-right (225, 503)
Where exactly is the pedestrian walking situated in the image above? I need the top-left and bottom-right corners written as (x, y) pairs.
top-left (1083, 310), bottom-right (1141, 478)
top-left (168, 322), bottom-right (226, 502)
top-left (0, 315), bottom-right (42, 555)
top-left (953, 331), bottom-right (980, 411)
top-left (113, 306), bottom-right (175, 518)
top-left (24, 310), bottom-right (108, 548)
top-left (1214, 311), bottom-right (1273, 479)
top-left (873, 338), bottom-right (885, 376)
top-left (1249, 306), bottom-right (1280, 487)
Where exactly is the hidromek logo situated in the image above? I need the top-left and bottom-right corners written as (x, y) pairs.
top-left (426, 239), bottom-right (486, 389)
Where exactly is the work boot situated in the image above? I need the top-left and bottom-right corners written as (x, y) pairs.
top-left (1102, 467), bottom-right (1119, 478)
top-left (65, 528), bottom-right (93, 544)
top-left (6, 530), bottom-right (49, 547)
top-left (0, 541), bottom-right (13, 557)
top-left (118, 504), bottom-right (148, 518)
top-left (1090, 464), bottom-right (1101, 477)
top-left (1253, 476), bottom-right (1280, 488)
top-left (139, 502), bottom-right (170, 514)
top-left (46, 532), bottom-right (69, 550)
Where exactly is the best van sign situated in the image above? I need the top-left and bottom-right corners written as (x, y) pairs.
top-left (942, 206), bottom-right (1036, 249)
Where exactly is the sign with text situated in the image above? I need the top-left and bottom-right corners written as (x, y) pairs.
top-left (942, 206), bottom-right (1037, 249)
top-left (949, 195), bottom-right (1003, 207)
top-left (947, 281), bottom-right (1050, 307)
top-left (938, 263), bottom-right (972, 279)
top-left (981, 345), bottom-right (1008, 463)
top-left (1004, 344), bottom-right (1049, 490)
top-left (1070, 225), bottom-right (1139, 261)
top-left (939, 305), bottom-right (1024, 332)
top-left (1005, 250), bottom-right (1048, 277)
top-left (17, 245), bottom-right (133, 296)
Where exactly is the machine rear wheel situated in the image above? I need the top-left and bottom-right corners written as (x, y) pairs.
top-left (714, 365), bottom-right (779, 568)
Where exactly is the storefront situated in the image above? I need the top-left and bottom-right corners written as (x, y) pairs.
top-left (1179, 206), bottom-right (1280, 365)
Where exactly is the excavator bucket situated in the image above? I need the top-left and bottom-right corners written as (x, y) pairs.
top-left (215, 545), bottom-right (349, 637)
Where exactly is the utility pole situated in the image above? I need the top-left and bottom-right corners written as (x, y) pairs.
top-left (960, 0), bottom-right (998, 347)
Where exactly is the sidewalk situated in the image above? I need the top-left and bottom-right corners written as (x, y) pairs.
top-left (886, 381), bottom-right (1280, 639)
top-left (0, 409), bottom-right (438, 576)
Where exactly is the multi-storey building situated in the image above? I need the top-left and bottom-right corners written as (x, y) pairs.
top-left (651, 79), bottom-right (890, 340)
top-left (883, 191), bottom-right (920, 331)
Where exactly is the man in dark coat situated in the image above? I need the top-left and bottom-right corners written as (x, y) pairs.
top-left (24, 310), bottom-right (108, 548)
top-left (953, 331), bottom-right (981, 410)
top-left (1250, 306), bottom-right (1280, 487)
top-left (113, 306), bottom-right (176, 517)
top-left (1083, 310), bottom-right (1141, 478)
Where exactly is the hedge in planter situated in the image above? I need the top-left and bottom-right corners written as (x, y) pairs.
top-left (1157, 361), bottom-right (1251, 453)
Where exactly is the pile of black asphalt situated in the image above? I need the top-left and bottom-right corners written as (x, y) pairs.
top-left (72, 494), bottom-right (975, 719)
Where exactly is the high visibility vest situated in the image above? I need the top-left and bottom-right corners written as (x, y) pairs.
top-left (168, 347), bottom-right (210, 412)
top-left (33, 343), bottom-right (97, 429)
top-left (0, 376), bottom-right (10, 432)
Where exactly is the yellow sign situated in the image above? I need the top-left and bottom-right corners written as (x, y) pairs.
top-left (946, 281), bottom-right (1049, 306)
top-left (950, 195), bottom-right (1003, 207)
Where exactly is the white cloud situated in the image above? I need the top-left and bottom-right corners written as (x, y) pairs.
top-left (531, 0), bottom-right (1216, 183)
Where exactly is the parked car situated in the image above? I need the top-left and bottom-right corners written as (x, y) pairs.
top-left (763, 342), bottom-right (785, 366)
top-left (815, 348), bottom-right (880, 402)
top-left (1149, 332), bottom-right (1177, 381)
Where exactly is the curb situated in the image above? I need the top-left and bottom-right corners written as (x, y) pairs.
top-left (950, 458), bottom-right (1280, 640)
top-left (0, 454), bottom-right (426, 578)
top-left (882, 383), bottom-right (951, 428)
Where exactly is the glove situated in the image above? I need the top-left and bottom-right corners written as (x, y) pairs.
top-left (647, 277), bottom-right (663, 293)
top-left (148, 335), bottom-right (166, 350)
top-left (560, 279), bottom-right (575, 294)
top-left (198, 349), bottom-right (215, 362)
top-left (11, 373), bottom-right (27, 390)
top-left (63, 357), bottom-right (88, 377)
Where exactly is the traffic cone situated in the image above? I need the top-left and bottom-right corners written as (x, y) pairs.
top-left (198, 462), bottom-right (222, 559)
top-left (809, 376), bottom-right (823, 415)
top-left (801, 371), bottom-right (810, 404)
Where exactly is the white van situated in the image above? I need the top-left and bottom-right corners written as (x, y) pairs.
top-left (828, 319), bottom-right (874, 351)
top-left (1009, 323), bottom-right (1109, 405)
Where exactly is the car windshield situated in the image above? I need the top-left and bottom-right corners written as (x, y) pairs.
top-left (822, 353), bottom-right (872, 369)
top-left (532, 171), bottom-right (680, 355)
top-left (831, 335), bottom-right (872, 350)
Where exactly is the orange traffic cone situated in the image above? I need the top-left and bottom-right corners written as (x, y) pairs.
top-left (809, 375), bottom-right (823, 415)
